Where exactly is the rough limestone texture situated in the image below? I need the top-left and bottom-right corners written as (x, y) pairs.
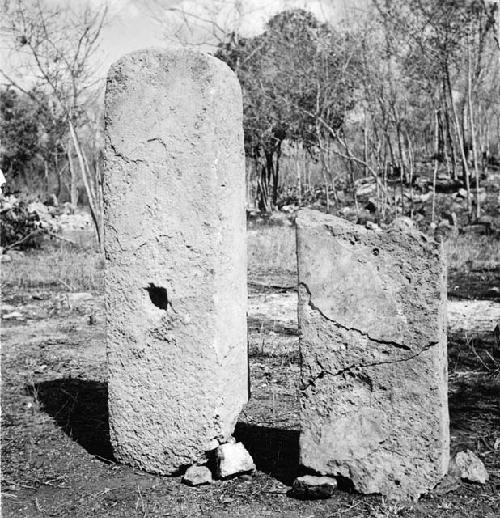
top-left (296, 209), bottom-right (449, 500)
top-left (104, 48), bottom-right (248, 474)
top-left (454, 450), bottom-right (489, 484)
top-left (216, 442), bottom-right (255, 478)
top-left (182, 465), bottom-right (213, 486)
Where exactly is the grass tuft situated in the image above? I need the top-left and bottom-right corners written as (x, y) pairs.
top-left (1, 247), bottom-right (104, 292)
top-left (445, 234), bottom-right (500, 270)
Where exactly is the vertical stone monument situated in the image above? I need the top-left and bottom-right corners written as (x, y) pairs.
top-left (104, 49), bottom-right (247, 474)
top-left (296, 209), bottom-right (449, 499)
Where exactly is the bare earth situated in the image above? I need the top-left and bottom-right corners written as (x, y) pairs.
top-left (1, 249), bottom-right (499, 517)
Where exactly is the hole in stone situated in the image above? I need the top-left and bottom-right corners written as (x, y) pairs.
top-left (144, 283), bottom-right (170, 311)
top-left (395, 480), bottom-right (401, 486)
top-left (372, 247), bottom-right (379, 256)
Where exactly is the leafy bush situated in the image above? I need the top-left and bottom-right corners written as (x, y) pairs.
top-left (0, 195), bottom-right (49, 249)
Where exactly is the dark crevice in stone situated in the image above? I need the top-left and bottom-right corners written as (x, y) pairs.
top-left (302, 341), bottom-right (438, 391)
top-left (144, 283), bottom-right (172, 311)
top-left (299, 281), bottom-right (411, 350)
top-left (109, 141), bottom-right (146, 165)
top-left (146, 137), bottom-right (168, 151)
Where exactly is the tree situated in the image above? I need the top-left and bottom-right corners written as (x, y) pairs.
top-left (1, 87), bottom-right (43, 192)
top-left (371, 0), bottom-right (499, 220)
top-left (217, 9), bottom-right (359, 212)
top-left (0, 0), bottom-right (107, 247)
top-left (0, 86), bottom-right (66, 195)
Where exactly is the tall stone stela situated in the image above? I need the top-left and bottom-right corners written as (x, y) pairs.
top-left (104, 48), bottom-right (248, 475)
top-left (296, 209), bottom-right (449, 500)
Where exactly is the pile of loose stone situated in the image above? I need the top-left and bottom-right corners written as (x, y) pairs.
top-left (183, 441), bottom-right (255, 486)
top-left (102, 48), bottom-right (487, 502)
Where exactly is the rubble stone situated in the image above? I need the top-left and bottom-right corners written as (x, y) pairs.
top-left (455, 450), bottom-right (489, 484)
top-left (182, 465), bottom-right (213, 486)
top-left (216, 442), bottom-right (255, 478)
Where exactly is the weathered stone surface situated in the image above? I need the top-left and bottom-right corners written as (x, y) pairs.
top-left (296, 209), bottom-right (449, 500)
top-left (182, 465), bottom-right (213, 486)
top-left (292, 475), bottom-right (337, 499)
top-left (216, 442), bottom-right (255, 478)
top-left (104, 48), bottom-right (247, 474)
top-left (454, 450), bottom-right (489, 484)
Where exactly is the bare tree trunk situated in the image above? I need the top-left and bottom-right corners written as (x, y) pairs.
top-left (395, 120), bottom-right (405, 214)
top-left (67, 142), bottom-right (78, 213)
top-left (363, 113), bottom-right (369, 178)
top-left (43, 159), bottom-right (49, 194)
top-left (257, 158), bottom-right (269, 213)
top-left (441, 113), bottom-right (452, 178)
top-left (272, 151), bottom-right (279, 208)
top-left (295, 145), bottom-right (302, 207)
top-left (405, 130), bottom-right (415, 220)
top-left (69, 119), bottom-right (103, 250)
top-left (467, 35), bottom-right (481, 220)
top-left (317, 136), bottom-right (331, 213)
top-left (484, 115), bottom-right (490, 176)
top-left (446, 64), bottom-right (472, 218)
top-left (432, 110), bottom-right (439, 225)
top-left (55, 150), bottom-right (63, 199)
top-left (56, 166), bottom-right (64, 199)
top-left (462, 101), bottom-right (468, 164)
top-left (442, 78), bottom-right (458, 181)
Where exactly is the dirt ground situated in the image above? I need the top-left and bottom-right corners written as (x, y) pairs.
top-left (1, 232), bottom-right (500, 517)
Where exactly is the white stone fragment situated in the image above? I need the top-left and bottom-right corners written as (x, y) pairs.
top-left (455, 450), bottom-right (489, 484)
top-left (216, 442), bottom-right (255, 478)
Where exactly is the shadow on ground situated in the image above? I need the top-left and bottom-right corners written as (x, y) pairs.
top-left (448, 374), bottom-right (500, 452)
top-left (235, 422), bottom-right (300, 485)
top-left (448, 267), bottom-right (500, 301)
top-left (28, 378), bottom-right (303, 483)
top-left (28, 369), bottom-right (499, 487)
top-left (28, 378), bottom-right (114, 461)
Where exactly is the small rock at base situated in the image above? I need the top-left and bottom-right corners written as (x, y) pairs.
top-left (292, 475), bottom-right (337, 499)
top-left (216, 442), bottom-right (255, 478)
top-left (182, 465), bottom-right (213, 486)
top-left (454, 450), bottom-right (489, 484)
top-left (390, 216), bottom-right (414, 232)
top-left (366, 221), bottom-right (382, 232)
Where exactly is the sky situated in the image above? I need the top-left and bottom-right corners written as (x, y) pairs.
top-left (93, 0), bottom-right (369, 70)
top-left (1, 0), bottom-right (369, 86)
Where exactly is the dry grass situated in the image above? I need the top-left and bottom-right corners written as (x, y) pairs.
top-left (248, 226), bottom-right (296, 279)
top-left (3, 226), bottom-right (497, 294)
top-left (248, 224), bottom-right (500, 280)
top-left (1, 246), bottom-right (104, 292)
top-left (445, 234), bottom-right (500, 270)
top-left (2, 226), bottom-right (297, 294)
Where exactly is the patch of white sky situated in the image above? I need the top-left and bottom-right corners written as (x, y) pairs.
top-left (1, 0), bottom-right (368, 87)
top-left (91, 0), bottom-right (368, 68)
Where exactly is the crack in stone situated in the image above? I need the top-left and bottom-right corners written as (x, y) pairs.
top-left (109, 141), bottom-right (146, 165)
top-left (299, 282), bottom-right (410, 350)
top-left (302, 342), bottom-right (437, 391)
top-left (146, 137), bottom-right (168, 152)
top-left (299, 282), bottom-right (439, 390)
